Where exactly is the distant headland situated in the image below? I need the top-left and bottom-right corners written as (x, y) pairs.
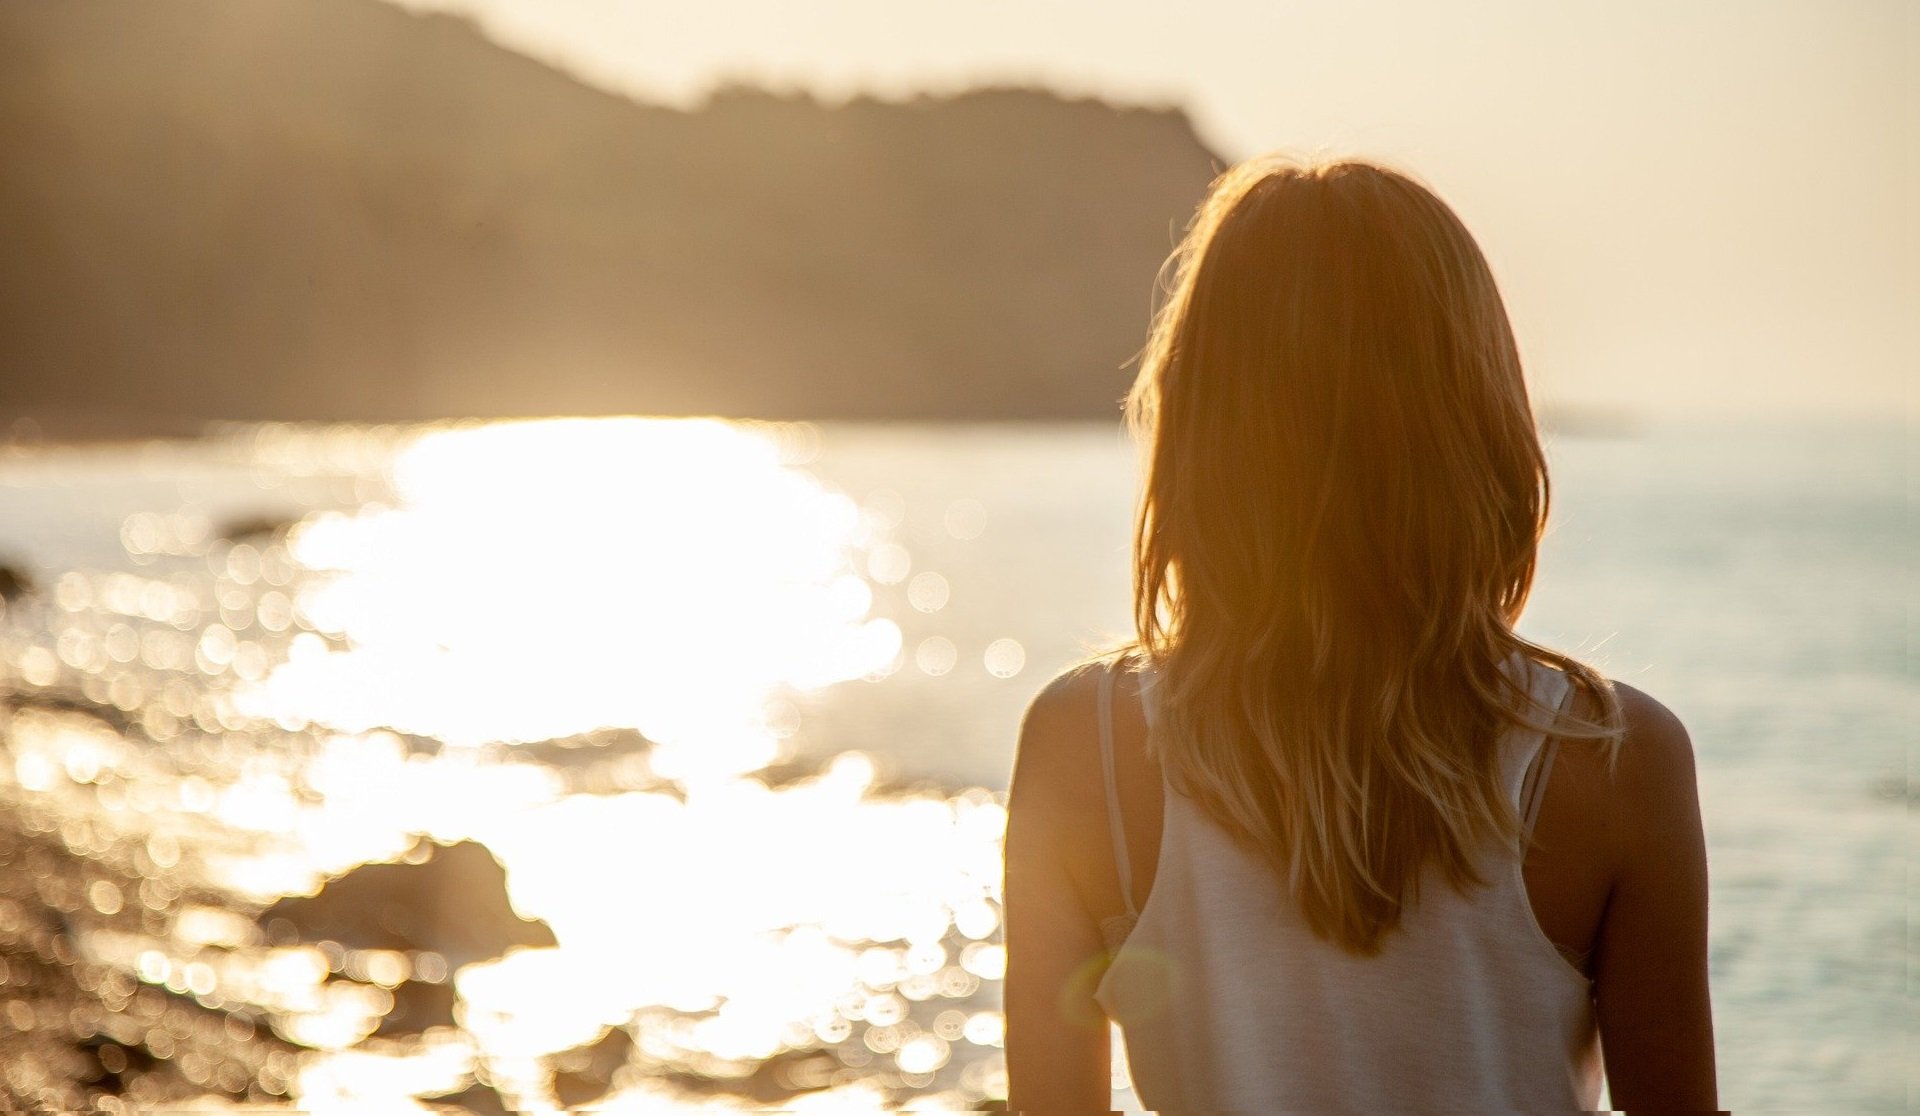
top-left (0, 0), bottom-right (1227, 430)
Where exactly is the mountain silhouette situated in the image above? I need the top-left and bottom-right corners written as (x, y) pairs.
top-left (0, 0), bottom-right (1224, 429)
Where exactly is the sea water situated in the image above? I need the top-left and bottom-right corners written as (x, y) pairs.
top-left (0, 416), bottom-right (1908, 1111)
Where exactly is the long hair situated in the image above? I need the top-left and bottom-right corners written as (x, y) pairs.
top-left (1119, 155), bottom-right (1624, 956)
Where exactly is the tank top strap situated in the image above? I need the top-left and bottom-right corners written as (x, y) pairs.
top-left (1518, 736), bottom-right (1558, 844)
top-left (1096, 662), bottom-right (1140, 920)
top-left (1516, 666), bottom-right (1575, 846)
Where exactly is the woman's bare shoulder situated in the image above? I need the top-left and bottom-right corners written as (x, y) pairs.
top-left (1559, 668), bottom-right (1697, 764)
top-left (1011, 660), bottom-right (1110, 791)
top-left (1615, 679), bottom-right (1703, 843)
top-left (1026, 659), bottom-right (1109, 717)
top-left (1561, 675), bottom-right (1703, 862)
top-left (1570, 676), bottom-right (1697, 784)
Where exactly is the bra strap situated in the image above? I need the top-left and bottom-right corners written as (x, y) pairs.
top-left (1097, 662), bottom-right (1139, 919)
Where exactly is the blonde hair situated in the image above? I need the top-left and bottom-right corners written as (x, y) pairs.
top-left (1116, 155), bottom-right (1624, 956)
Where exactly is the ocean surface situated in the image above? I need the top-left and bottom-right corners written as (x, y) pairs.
top-left (0, 415), bottom-right (1909, 1111)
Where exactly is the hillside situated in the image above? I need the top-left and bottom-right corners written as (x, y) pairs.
top-left (0, 0), bottom-right (1225, 427)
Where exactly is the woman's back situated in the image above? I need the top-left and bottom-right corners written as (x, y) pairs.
top-left (1095, 651), bottom-right (1601, 1111)
top-left (1001, 154), bottom-right (1714, 1111)
top-left (1006, 649), bottom-right (1713, 1111)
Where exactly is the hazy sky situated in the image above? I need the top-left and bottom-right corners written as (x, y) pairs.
top-left (387, 0), bottom-right (1914, 417)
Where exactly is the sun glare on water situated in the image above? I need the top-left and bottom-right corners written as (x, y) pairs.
top-left (0, 417), bottom-right (1010, 1111)
top-left (240, 417), bottom-right (901, 772)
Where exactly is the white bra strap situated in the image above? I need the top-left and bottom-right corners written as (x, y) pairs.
top-left (1097, 663), bottom-right (1139, 919)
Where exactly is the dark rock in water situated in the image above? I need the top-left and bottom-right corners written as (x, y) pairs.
top-left (258, 840), bottom-right (555, 968)
top-left (743, 1048), bottom-right (842, 1104)
top-left (73, 1035), bottom-right (158, 1095)
top-left (6, 694), bottom-right (142, 739)
top-left (423, 1081), bottom-right (511, 1116)
top-left (548, 1025), bottom-right (635, 1109)
top-left (216, 514), bottom-right (299, 543)
top-left (514, 728), bottom-right (653, 768)
top-left (0, 564), bottom-right (30, 601)
top-left (638, 1047), bottom-right (843, 1109)
top-left (371, 976), bottom-right (457, 1037)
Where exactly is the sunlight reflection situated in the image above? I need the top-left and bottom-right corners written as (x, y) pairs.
top-left (238, 418), bottom-right (901, 767)
top-left (294, 1037), bottom-right (474, 1113)
top-left (0, 417), bottom-right (1013, 1110)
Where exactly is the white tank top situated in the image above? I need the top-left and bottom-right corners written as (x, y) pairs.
top-left (1092, 653), bottom-right (1605, 1111)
